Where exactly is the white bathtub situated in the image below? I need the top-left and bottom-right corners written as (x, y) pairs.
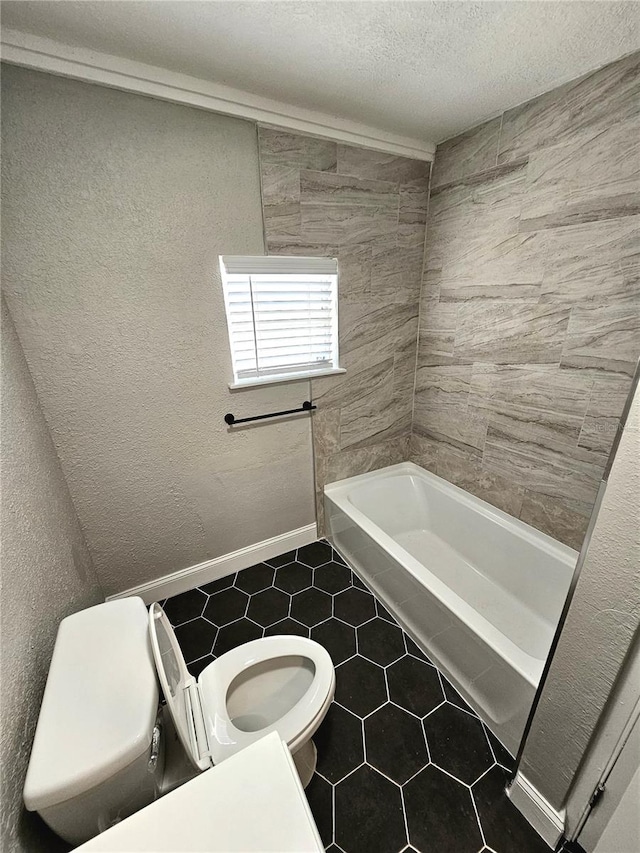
top-left (324, 462), bottom-right (577, 756)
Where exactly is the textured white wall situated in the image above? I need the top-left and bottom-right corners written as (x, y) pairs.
top-left (1, 65), bottom-right (315, 596)
top-left (520, 381), bottom-right (640, 809)
top-left (0, 298), bottom-right (104, 852)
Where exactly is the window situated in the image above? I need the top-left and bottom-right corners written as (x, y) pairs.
top-left (220, 255), bottom-right (343, 389)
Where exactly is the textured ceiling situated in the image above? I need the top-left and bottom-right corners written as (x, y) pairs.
top-left (2, 1), bottom-right (639, 143)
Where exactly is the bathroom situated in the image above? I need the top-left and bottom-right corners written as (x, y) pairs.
top-left (1, 2), bottom-right (639, 851)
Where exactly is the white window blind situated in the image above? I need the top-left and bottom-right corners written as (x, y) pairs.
top-left (220, 255), bottom-right (341, 387)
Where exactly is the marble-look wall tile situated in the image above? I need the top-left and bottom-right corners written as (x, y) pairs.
top-left (259, 128), bottom-right (337, 171)
top-left (311, 407), bottom-right (341, 457)
top-left (323, 434), bottom-right (410, 484)
top-left (399, 178), bottom-right (430, 226)
top-left (435, 443), bottom-right (525, 518)
top-left (370, 245), bottom-right (423, 303)
top-left (561, 299), bottom-right (640, 377)
top-left (258, 128), bottom-right (430, 534)
top-left (413, 358), bottom-right (488, 453)
top-left (262, 202), bottom-right (301, 242)
top-left (428, 162), bottom-right (546, 303)
top-left (413, 51), bottom-right (640, 549)
top-left (299, 202), bottom-right (399, 246)
top-left (336, 145), bottom-right (429, 183)
top-left (431, 116), bottom-right (501, 189)
top-left (518, 491), bottom-right (591, 552)
top-left (300, 170), bottom-right (399, 208)
top-left (498, 51), bottom-right (640, 164)
top-left (454, 302), bottom-right (571, 364)
top-left (482, 429), bottom-right (604, 507)
top-left (260, 163), bottom-right (300, 206)
top-left (519, 116), bottom-right (640, 230)
top-left (469, 364), bottom-right (594, 421)
top-left (540, 217), bottom-right (639, 303)
top-left (577, 416), bottom-right (621, 455)
top-left (409, 432), bottom-right (438, 472)
top-left (263, 240), bottom-right (337, 258)
top-left (340, 301), bottom-right (419, 364)
top-left (393, 338), bottom-right (419, 399)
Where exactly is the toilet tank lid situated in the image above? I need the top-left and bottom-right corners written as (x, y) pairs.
top-left (24, 597), bottom-right (159, 812)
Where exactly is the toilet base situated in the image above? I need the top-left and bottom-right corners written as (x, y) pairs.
top-left (292, 739), bottom-right (317, 788)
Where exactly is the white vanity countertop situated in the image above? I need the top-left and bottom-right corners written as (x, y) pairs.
top-left (76, 732), bottom-right (324, 852)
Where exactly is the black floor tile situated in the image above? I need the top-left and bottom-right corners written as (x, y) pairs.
top-left (311, 618), bottom-right (356, 665)
top-left (423, 703), bottom-right (494, 784)
top-left (357, 617), bottom-right (405, 666)
top-left (264, 549), bottom-right (297, 568)
top-left (334, 587), bottom-right (376, 626)
top-left (298, 541), bottom-right (333, 568)
top-left (387, 655), bottom-right (444, 717)
top-left (335, 656), bottom-right (387, 717)
top-left (161, 588), bottom-right (207, 625)
top-left (234, 562), bottom-right (274, 594)
top-left (404, 765), bottom-right (483, 853)
top-left (330, 547), bottom-right (347, 566)
top-left (291, 587), bottom-right (333, 626)
top-left (335, 765), bottom-right (407, 853)
top-left (264, 617), bottom-right (309, 638)
top-left (404, 634), bottom-right (431, 663)
top-left (274, 562), bottom-right (313, 594)
top-left (365, 703), bottom-right (428, 784)
top-left (305, 773), bottom-right (333, 848)
top-left (246, 587), bottom-right (289, 626)
top-left (164, 539), bottom-right (541, 853)
top-left (351, 572), bottom-right (369, 591)
top-left (314, 561), bottom-right (352, 594)
top-left (485, 726), bottom-right (515, 770)
top-left (375, 599), bottom-right (396, 623)
top-left (199, 574), bottom-right (235, 595)
top-left (473, 766), bottom-right (550, 853)
top-left (441, 674), bottom-right (475, 715)
top-left (212, 618), bottom-right (262, 657)
top-left (315, 703), bottom-right (364, 783)
top-left (561, 840), bottom-right (587, 853)
top-left (203, 587), bottom-right (248, 626)
top-left (173, 619), bottom-right (217, 664)
top-left (187, 654), bottom-right (214, 679)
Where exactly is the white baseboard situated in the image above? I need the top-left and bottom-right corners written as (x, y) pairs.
top-left (107, 523), bottom-right (318, 604)
top-left (508, 772), bottom-right (566, 849)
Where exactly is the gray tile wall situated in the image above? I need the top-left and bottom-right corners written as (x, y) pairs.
top-left (412, 51), bottom-right (640, 549)
top-left (258, 129), bottom-right (431, 530)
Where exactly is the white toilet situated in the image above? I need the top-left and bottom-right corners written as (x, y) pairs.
top-left (23, 596), bottom-right (335, 846)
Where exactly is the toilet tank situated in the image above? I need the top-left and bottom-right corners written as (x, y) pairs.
top-left (24, 597), bottom-right (162, 846)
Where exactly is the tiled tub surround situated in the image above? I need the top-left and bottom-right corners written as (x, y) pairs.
top-left (411, 51), bottom-right (640, 549)
top-left (324, 463), bottom-right (576, 757)
top-left (162, 540), bottom-right (555, 853)
top-left (258, 129), bottom-right (431, 531)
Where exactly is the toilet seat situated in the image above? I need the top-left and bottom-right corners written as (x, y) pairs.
top-left (198, 636), bottom-right (335, 764)
top-left (148, 604), bottom-right (335, 772)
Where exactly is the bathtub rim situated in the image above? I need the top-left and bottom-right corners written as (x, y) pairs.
top-left (325, 461), bottom-right (578, 567)
top-left (324, 462), bottom-right (578, 689)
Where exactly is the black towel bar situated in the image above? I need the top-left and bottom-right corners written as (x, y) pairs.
top-left (224, 400), bottom-right (316, 426)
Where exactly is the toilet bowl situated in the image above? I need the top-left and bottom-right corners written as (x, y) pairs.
top-left (24, 596), bottom-right (335, 845)
top-left (149, 602), bottom-right (335, 786)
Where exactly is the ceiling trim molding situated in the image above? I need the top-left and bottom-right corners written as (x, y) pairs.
top-left (0, 28), bottom-right (435, 161)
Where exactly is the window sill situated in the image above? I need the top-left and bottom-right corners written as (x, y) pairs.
top-left (228, 367), bottom-right (346, 391)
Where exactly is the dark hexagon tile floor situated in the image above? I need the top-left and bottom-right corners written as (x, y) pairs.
top-left (163, 539), bottom-right (555, 853)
